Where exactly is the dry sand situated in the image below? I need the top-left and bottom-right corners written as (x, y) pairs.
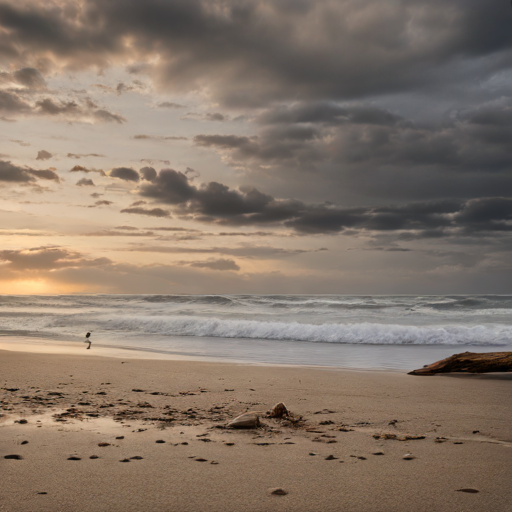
top-left (1, 347), bottom-right (511, 512)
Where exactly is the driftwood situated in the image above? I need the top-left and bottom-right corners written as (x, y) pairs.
top-left (408, 351), bottom-right (512, 375)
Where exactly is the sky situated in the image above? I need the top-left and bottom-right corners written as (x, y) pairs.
top-left (1, 0), bottom-right (512, 295)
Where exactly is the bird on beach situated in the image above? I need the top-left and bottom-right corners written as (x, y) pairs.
top-left (85, 331), bottom-right (92, 350)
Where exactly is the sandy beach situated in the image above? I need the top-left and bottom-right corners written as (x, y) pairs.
top-left (1, 347), bottom-right (511, 512)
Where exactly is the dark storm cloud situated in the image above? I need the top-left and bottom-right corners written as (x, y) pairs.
top-left (1, 1), bottom-right (510, 107)
top-left (0, 160), bottom-right (59, 183)
top-left (120, 206), bottom-right (170, 218)
top-left (135, 168), bottom-right (512, 237)
top-left (195, 100), bottom-right (512, 201)
top-left (109, 167), bottom-right (140, 182)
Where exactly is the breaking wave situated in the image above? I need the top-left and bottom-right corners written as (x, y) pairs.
top-left (102, 315), bottom-right (511, 346)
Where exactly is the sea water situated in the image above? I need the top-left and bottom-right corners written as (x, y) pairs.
top-left (0, 294), bottom-right (511, 370)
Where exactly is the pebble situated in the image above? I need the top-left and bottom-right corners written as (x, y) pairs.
top-left (120, 459), bottom-right (131, 462)
top-left (18, 419), bottom-right (28, 424)
top-left (130, 456), bottom-right (143, 460)
top-left (155, 440), bottom-right (166, 444)
top-left (4, 454), bottom-right (23, 460)
top-left (21, 440), bottom-right (29, 445)
top-left (98, 443), bottom-right (111, 447)
top-left (373, 452), bottom-right (385, 455)
top-left (325, 455), bottom-right (338, 460)
top-left (67, 456), bottom-right (81, 461)
top-left (116, 436), bottom-right (125, 440)
top-left (456, 489), bottom-right (479, 493)
top-left (403, 453), bottom-right (415, 460)
top-left (195, 458), bottom-right (208, 462)
top-left (90, 455), bottom-right (100, 459)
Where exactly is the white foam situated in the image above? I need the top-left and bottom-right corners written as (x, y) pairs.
top-left (103, 315), bottom-right (511, 345)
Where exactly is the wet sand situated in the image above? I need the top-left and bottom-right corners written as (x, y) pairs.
top-left (1, 348), bottom-right (511, 512)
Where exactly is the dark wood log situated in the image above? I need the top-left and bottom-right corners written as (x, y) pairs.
top-left (408, 351), bottom-right (512, 375)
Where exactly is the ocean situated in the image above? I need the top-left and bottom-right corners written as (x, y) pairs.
top-left (1, 294), bottom-right (511, 371)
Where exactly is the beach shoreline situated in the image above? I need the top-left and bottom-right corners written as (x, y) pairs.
top-left (1, 348), bottom-right (511, 512)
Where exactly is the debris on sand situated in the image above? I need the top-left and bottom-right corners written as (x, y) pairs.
top-left (269, 488), bottom-right (288, 496)
top-left (408, 351), bottom-right (512, 375)
top-left (227, 412), bottom-right (260, 429)
top-left (268, 402), bottom-right (288, 418)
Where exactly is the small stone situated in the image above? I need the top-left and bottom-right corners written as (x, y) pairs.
top-left (456, 489), bottom-right (479, 493)
top-left (120, 459), bottom-right (131, 462)
top-left (270, 488), bottom-right (288, 496)
top-left (116, 436), bottom-right (125, 440)
top-left (309, 452), bottom-right (317, 456)
top-left (130, 456), bottom-right (143, 460)
top-left (472, 430), bottom-right (480, 434)
top-left (325, 455), bottom-right (338, 460)
top-left (195, 458), bottom-right (208, 462)
top-left (454, 442), bottom-right (463, 445)
top-left (89, 455), bottom-right (99, 459)
top-left (37, 492), bottom-right (47, 495)
top-left (18, 419), bottom-right (28, 424)
top-left (181, 442), bottom-right (188, 445)
top-left (67, 456), bottom-right (81, 460)
top-left (373, 452), bottom-right (385, 455)
top-left (21, 440), bottom-right (29, 445)
top-left (4, 454), bottom-right (23, 460)
top-left (357, 456), bottom-right (367, 460)
top-left (225, 442), bottom-right (235, 446)
top-left (98, 443), bottom-right (111, 447)
top-left (155, 440), bottom-right (166, 444)
top-left (210, 461), bottom-right (219, 464)
top-left (403, 453), bottom-right (415, 460)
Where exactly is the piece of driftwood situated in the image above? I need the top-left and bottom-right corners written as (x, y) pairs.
top-left (408, 351), bottom-right (512, 375)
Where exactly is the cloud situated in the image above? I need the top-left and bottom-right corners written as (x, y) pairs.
top-left (133, 134), bottom-right (187, 141)
top-left (1, 0), bottom-right (510, 108)
top-left (139, 167), bottom-right (157, 181)
top-left (0, 82), bottom-right (126, 123)
top-left (70, 165), bottom-right (106, 176)
top-left (135, 168), bottom-right (512, 237)
top-left (157, 101), bottom-right (186, 109)
top-left (36, 150), bottom-right (52, 161)
top-left (0, 246), bottom-right (111, 272)
top-left (88, 200), bottom-right (113, 207)
top-left (109, 167), bottom-right (140, 182)
top-left (0, 160), bottom-right (59, 183)
top-left (194, 100), bottom-right (512, 202)
top-left (181, 111), bottom-right (229, 122)
top-left (120, 206), bottom-right (171, 217)
top-left (188, 258), bottom-right (240, 271)
top-left (76, 178), bottom-right (95, 186)
top-left (67, 153), bottom-right (105, 159)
